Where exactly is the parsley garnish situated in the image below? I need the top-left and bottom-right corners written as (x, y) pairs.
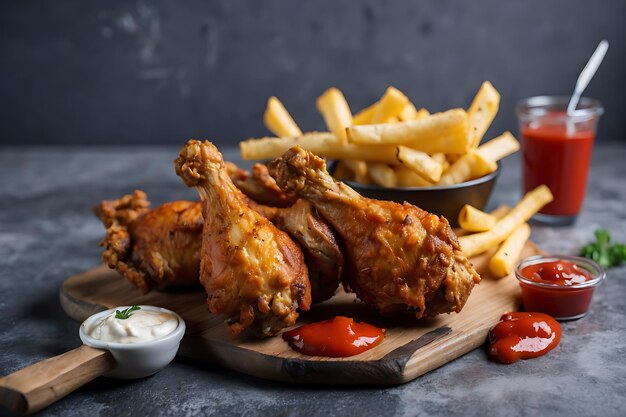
top-left (581, 229), bottom-right (626, 268)
top-left (115, 305), bottom-right (141, 320)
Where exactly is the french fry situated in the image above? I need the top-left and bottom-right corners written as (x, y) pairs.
top-left (431, 152), bottom-right (446, 164)
top-left (431, 152), bottom-right (449, 170)
top-left (354, 90), bottom-right (421, 125)
top-left (344, 160), bottom-right (370, 183)
top-left (458, 204), bottom-right (497, 232)
top-left (371, 87), bottom-right (409, 124)
top-left (457, 204), bottom-right (509, 238)
top-left (316, 87), bottom-right (352, 143)
top-left (396, 146), bottom-right (443, 182)
top-left (458, 185), bottom-right (553, 257)
top-left (263, 97), bottom-right (302, 138)
top-left (253, 81), bottom-right (513, 191)
top-left (438, 152), bottom-right (497, 185)
top-left (398, 102), bottom-right (418, 121)
top-left (240, 133), bottom-right (399, 163)
top-left (490, 204), bottom-right (511, 220)
top-left (438, 130), bottom-right (519, 185)
top-left (347, 109), bottom-right (470, 154)
top-left (489, 223), bottom-right (531, 278)
top-left (367, 162), bottom-right (397, 187)
top-left (241, 132), bottom-right (329, 160)
top-left (476, 131), bottom-right (520, 162)
top-left (394, 166), bottom-right (435, 187)
top-left (468, 81), bottom-right (501, 149)
top-left (352, 102), bottom-right (378, 125)
top-left (445, 153), bottom-right (462, 164)
top-left (415, 108), bottom-right (430, 120)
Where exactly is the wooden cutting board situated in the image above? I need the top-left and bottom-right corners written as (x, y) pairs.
top-left (60, 242), bottom-right (544, 386)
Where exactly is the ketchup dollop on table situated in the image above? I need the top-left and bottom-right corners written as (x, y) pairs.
top-left (282, 316), bottom-right (385, 357)
top-left (520, 260), bottom-right (592, 286)
top-left (488, 312), bottom-right (561, 364)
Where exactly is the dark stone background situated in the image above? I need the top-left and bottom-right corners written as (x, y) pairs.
top-left (1, 0), bottom-right (624, 146)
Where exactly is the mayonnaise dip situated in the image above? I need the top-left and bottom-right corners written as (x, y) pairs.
top-left (88, 309), bottom-right (178, 344)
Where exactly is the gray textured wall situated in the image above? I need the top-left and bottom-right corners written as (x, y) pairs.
top-left (1, 0), bottom-right (624, 146)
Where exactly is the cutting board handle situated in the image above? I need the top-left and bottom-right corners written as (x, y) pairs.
top-left (0, 345), bottom-right (115, 415)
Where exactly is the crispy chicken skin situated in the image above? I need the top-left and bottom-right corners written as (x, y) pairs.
top-left (174, 140), bottom-right (311, 336)
top-left (231, 162), bottom-right (343, 302)
top-left (249, 199), bottom-right (343, 303)
top-left (268, 146), bottom-right (481, 318)
top-left (226, 162), bottom-right (297, 208)
top-left (94, 190), bottom-right (202, 293)
top-left (95, 191), bottom-right (342, 303)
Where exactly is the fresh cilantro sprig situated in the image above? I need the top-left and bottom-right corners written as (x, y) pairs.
top-left (581, 229), bottom-right (626, 268)
top-left (115, 305), bottom-right (141, 320)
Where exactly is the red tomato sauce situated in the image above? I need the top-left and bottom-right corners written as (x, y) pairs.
top-left (520, 260), bottom-right (592, 286)
top-left (488, 312), bottom-right (561, 364)
top-left (522, 122), bottom-right (594, 216)
top-left (518, 259), bottom-right (596, 318)
top-left (282, 316), bottom-right (385, 357)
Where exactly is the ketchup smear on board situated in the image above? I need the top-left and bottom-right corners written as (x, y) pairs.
top-left (488, 312), bottom-right (561, 364)
top-left (520, 259), bottom-right (593, 286)
top-left (522, 122), bottom-right (594, 216)
top-left (282, 316), bottom-right (385, 357)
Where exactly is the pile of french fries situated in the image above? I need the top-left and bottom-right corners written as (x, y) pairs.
top-left (240, 81), bottom-right (520, 187)
top-left (241, 83), bottom-right (556, 276)
top-left (458, 185), bottom-right (554, 278)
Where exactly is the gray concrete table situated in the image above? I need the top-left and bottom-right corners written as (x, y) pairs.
top-left (0, 144), bottom-right (624, 417)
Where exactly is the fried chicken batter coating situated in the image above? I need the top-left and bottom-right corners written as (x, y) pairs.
top-left (249, 199), bottom-right (343, 303)
top-left (174, 140), bottom-right (311, 336)
top-left (226, 162), bottom-right (297, 208)
top-left (95, 193), bottom-right (342, 303)
top-left (94, 190), bottom-right (202, 293)
top-left (268, 146), bottom-right (481, 318)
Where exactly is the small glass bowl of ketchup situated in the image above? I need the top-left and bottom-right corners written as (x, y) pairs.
top-left (515, 255), bottom-right (605, 320)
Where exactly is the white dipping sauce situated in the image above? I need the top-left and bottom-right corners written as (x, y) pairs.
top-left (88, 309), bottom-right (178, 344)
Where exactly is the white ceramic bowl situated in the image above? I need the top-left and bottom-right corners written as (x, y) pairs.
top-left (79, 305), bottom-right (186, 379)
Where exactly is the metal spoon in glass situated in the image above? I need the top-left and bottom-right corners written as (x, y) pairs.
top-left (567, 40), bottom-right (609, 115)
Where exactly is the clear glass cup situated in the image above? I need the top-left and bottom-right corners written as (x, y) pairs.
top-left (515, 255), bottom-right (605, 320)
top-left (516, 96), bottom-right (603, 226)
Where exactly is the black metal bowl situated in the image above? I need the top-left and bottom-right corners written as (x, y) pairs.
top-left (329, 163), bottom-right (500, 227)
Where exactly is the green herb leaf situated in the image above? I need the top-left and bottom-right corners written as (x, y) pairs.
top-left (581, 229), bottom-right (626, 269)
top-left (115, 305), bottom-right (141, 320)
top-left (594, 229), bottom-right (610, 245)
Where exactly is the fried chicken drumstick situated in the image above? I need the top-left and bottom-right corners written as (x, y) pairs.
top-left (226, 162), bottom-right (297, 208)
top-left (94, 190), bottom-right (202, 293)
top-left (249, 199), bottom-right (343, 303)
top-left (95, 190), bottom-right (342, 302)
top-left (228, 162), bottom-right (344, 301)
top-left (268, 146), bottom-right (481, 318)
top-left (174, 140), bottom-right (311, 336)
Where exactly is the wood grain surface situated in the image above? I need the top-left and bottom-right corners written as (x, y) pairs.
top-left (0, 345), bottom-right (115, 415)
top-left (60, 242), bottom-right (544, 386)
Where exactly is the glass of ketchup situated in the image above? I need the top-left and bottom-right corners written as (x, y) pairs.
top-left (516, 96), bottom-right (603, 226)
top-left (515, 255), bottom-right (605, 320)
